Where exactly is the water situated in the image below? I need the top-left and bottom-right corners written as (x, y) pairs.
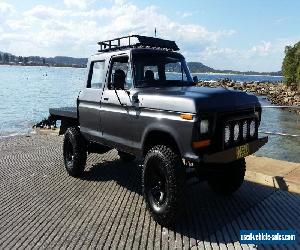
top-left (257, 96), bottom-right (300, 162)
top-left (0, 65), bottom-right (86, 136)
top-left (0, 65), bottom-right (299, 162)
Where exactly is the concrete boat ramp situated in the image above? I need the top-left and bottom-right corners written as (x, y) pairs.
top-left (0, 133), bottom-right (299, 249)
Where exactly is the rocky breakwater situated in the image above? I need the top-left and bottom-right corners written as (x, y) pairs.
top-left (197, 79), bottom-right (300, 115)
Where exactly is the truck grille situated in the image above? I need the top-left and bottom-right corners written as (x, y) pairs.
top-left (197, 108), bottom-right (260, 154)
top-left (222, 117), bottom-right (258, 149)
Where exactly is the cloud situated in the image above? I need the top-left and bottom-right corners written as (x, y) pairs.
top-left (0, 1), bottom-right (235, 58)
top-left (0, 0), bottom-right (288, 71)
top-left (0, 1), bottom-right (14, 14)
top-left (196, 40), bottom-right (288, 72)
top-left (275, 17), bottom-right (289, 23)
top-left (64, 0), bottom-right (94, 9)
top-left (178, 11), bottom-right (196, 18)
top-left (250, 41), bottom-right (272, 56)
top-left (24, 5), bottom-right (67, 20)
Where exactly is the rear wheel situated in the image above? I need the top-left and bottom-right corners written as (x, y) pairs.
top-left (142, 145), bottom-right (185, 226)
top-left (63, 127), bottom-right (87, 177)
top-left (207, 158), bottom-right (246, 195)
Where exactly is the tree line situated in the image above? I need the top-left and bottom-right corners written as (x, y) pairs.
top-left (282, 41), bottom-right (300, 89)
top-left (0, 53), bottom-right (46, 65)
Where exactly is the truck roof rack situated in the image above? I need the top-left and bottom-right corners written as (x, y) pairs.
top-left (97, 35), bottom-right (179, 52)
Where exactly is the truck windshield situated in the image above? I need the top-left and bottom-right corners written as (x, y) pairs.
top-left (133, 54), bottom-right (194, 87)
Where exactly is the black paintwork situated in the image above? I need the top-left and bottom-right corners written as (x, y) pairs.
top-left (49, 43), bottom-right (267, 164)
top-left (49, 107), bottom-right (77, 119)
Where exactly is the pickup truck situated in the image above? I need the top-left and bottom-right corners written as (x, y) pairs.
top-left (49, 35), bottom-right (268, 226)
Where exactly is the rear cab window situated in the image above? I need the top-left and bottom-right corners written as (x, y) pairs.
top-left (88, 61), bottom-right (106, 89)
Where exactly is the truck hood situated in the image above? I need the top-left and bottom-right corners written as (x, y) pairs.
top-left (135, 86), bottom-right (260, 113)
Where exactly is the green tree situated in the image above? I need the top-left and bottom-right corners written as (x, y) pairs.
top-left (10, 55), bottom-right (16, 62)
top-left (282, 41), bottom-right (300, 88)
top-left (0, 54), bottom-right (2, 62)
top-left (3, 53), bottom-right (9, 63)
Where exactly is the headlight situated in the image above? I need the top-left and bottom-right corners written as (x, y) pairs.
top-left (250, 120), bottom-right (256, 137)
top-left (233, 123), bottom-right (240, 141)
top-left (224, 125), bottom-right (230, 144)
top-left (255, 111), bottom-right (260, 119)
top-left (200, 120), bottom-right (209, 134)
top-left (242, 121), bottom-right (248, 139)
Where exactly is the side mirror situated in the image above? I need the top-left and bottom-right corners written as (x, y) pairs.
top-left (193, 75), bottom-right (199, 83)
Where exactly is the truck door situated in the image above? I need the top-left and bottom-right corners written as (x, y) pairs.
top-left (78, 60), bottom-right (106, 141)
top-left (100, 55), bottom-right (134, 152)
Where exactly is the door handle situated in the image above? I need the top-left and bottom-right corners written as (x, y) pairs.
top-left (103, 97), bottom-right (109, 101)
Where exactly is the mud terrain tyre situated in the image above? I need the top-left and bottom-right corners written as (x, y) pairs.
top-left (118, 151), bottom-right (136, 162)
top-left (142, 145), bottom-right (185, 227)
top-left (207, 158), bottom-right (246, 195)
top-left (63, 127), bottom-right (87, 177)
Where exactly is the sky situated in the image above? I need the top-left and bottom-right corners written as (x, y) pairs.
top-left (0, 0), bottom-right (299, 72)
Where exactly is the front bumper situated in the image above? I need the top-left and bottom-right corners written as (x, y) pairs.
top-left (202, 137), bottom-right (268, 164)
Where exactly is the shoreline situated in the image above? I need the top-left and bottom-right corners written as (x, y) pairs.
top-left (194, 72), bottom-right (283, 77)
top-left (197, 80), bottom-right (300, 115)
top-left (0, 64), bottom-right (86, 69)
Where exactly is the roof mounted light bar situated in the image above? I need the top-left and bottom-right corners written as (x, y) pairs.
top-left (97, 35), bottom-right (179, 52)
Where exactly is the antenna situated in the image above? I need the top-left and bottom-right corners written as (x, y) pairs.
top-left (155, 28), bottom-right (157, 38)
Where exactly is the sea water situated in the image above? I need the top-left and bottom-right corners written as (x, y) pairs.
top-left (0, 65), bottom-right (299, 162)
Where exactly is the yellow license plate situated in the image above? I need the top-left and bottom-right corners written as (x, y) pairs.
top-left (236, 144), bottom-right (250, 159)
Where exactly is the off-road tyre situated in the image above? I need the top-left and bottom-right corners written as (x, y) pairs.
top-left (207, 158), bottom-right (246, 195)
top-left (118, 151), bottom-right (136, 162)
top-left (142, 145), bottom-right (185, 227)
top-left (63, 127), bottom-right (87, 177)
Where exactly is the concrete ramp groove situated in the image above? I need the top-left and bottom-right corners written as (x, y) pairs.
top-left (0, 135), bottom-right (299, 249)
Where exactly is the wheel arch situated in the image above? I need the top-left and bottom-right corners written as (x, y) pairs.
top-left (142, 129), bottom-right (182, 157)
top-left (59, 118), bottom-right (79, 135)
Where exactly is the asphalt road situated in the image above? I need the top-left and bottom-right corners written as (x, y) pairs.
top-left (0, 134), bottom-right (299, 249)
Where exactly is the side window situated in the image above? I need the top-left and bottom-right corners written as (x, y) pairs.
top-left (144, 66), bottom-right (159, 80)
top-left (89, 61), bottom-right (105, 89)
top-left (109, 56), bottom-right (132, 89)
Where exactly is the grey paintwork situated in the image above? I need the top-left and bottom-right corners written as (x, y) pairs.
top-left (73, 48), bottom-right (261, 162)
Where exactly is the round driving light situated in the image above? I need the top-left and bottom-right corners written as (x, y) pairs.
top-left (224, 125), bottom-right (230, 144)
top-left (242, 121), bottom-right (248, 139)
top-left (200, 120), bottom-right (209, 134)
top-left (250, 120), bottom-right (256, 137)
top-left (233, 123), bottom-right (240, 141)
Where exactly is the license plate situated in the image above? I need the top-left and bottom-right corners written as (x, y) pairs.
top-left (236, 144), bottom-right (250, 159)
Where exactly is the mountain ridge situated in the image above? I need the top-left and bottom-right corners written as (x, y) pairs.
top-left (0, 51), bottom-right (282, 76)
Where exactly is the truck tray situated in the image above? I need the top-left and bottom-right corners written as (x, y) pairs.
top-left (49, 107), bottom-right (77, 120)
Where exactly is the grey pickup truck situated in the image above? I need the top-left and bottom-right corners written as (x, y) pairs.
top-left (49, 35), bottom-right (268, 226)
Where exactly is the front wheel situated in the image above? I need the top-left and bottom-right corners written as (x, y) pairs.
top-left (142, 145), bottom-right (185, 227)
top-left (63, 127), bottom-right (87, 177)
top-left (207, 158), bottom-right (246, 195)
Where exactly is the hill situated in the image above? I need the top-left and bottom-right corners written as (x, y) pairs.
top-left (187, 62), bottom-right (215, 73)
top-left (0, 52), bottom-right (87, 67)
top-left (0, 50), bottom-right (282, 75)
top-left (46, 56), bottom-right (88, 66)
